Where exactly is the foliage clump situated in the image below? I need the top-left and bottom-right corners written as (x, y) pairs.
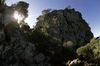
top-left (77, 38), bottom-right (100, 63)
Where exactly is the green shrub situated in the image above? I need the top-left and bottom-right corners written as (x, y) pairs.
top-left (76, 38), bottom-right (100, 62)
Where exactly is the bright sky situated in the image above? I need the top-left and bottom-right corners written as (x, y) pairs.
top-left (6, 0), bottom-right (100, 37)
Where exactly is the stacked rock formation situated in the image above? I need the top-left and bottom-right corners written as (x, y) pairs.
top-left (36, 8), bottom-right (93, 50)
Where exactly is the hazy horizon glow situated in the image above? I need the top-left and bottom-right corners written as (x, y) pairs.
top-left (6, 0), bottom-right (100, 37)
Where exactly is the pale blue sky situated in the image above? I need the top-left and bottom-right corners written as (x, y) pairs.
top-left (6, 0), bottom-right (100, 37)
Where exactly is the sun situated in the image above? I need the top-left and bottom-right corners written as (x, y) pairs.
top-left (14, 11), bottom-right (19, 20)
top-left (14, 11), bottom-right (24, 23)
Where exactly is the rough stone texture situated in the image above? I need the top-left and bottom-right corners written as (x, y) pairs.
top-left (36, 8), bottom-right (93, 49)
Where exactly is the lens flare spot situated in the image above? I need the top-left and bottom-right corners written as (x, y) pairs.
top-left (14, 11), bottom-right (24, 23)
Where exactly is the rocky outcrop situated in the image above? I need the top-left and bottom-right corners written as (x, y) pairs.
top-left (32, 8), bottom-right (94, 66)
top-left (0, 1), bottom-right (94, 66)
top-left (35, 8), bottom-right (93, 53)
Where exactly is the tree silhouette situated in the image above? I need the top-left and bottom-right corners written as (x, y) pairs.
top-left (0, 0), bottom-right (6, 5)
top-left (14, 1), bottom-right (29, 18)
top-left (0, 0), bottom-right (6, 12)
top-left (42, 9), bottom-right (51, 15)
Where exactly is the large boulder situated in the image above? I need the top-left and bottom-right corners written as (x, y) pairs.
top-left (35, 8), bottom-right (93, 50)
top-left (34, 8), bottom-right (93, 65)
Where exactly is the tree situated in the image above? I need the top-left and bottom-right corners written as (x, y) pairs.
top-left (0, 0), bottom-right (6, 5)
top-left (12, 1), bottom-right (29, 19)
top-left (20, 22), bottom-right (30, 33)
top-left (42, 9), bottom-right (51, 15)
top-left (65, 5), bottom-right (71, 10)
top-left (76, 39), bottom-right (100, 63)
top-left (0, 0), bottom-right (6, 12)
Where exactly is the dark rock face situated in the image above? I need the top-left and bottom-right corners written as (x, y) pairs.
top-left (34, 8), bottom-right (94, 66)
top-left (36, 8), bottom-right (93, 49)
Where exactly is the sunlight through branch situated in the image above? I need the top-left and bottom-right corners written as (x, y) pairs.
top-left (14, 11), bottom-right (24, 23)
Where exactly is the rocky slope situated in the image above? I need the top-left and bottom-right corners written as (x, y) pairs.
top-left (35, 8), bottom-right (93, 53)
top-left (32, 8), bottom-right (94, 66)
top-left (0, 1), bottom-right (94, 66)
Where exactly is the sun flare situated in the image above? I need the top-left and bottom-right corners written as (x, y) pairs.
top-left (14, 11), bottom-right (19, 20)
top-left (14, 11), bottom-right (24, 23)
